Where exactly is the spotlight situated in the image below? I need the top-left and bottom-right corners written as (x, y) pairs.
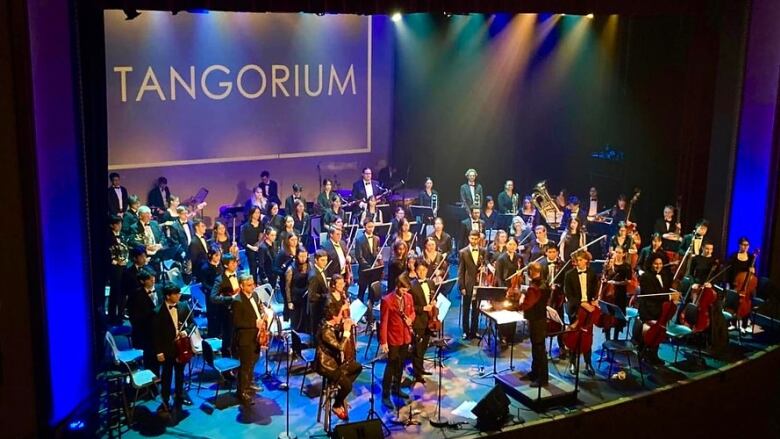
top-left (123, 9), bottom-right (141, 20)
top-left (560, 13), bottom-right (566, 17)
top-left (444, 11), bottom-right (452, 18)
top-left (586, 13), bottom-right (594, 19)
top-left (391, 12), bottom-right (402, 22)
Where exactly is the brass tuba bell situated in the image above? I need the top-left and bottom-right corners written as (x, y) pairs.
top-left (530, 180), bottom-right (562, 228)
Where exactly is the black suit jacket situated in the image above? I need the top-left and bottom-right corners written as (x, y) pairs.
top-left (563, 268), bottom-right (599, 316)
top-left (459, 183), bottom-right (484, 210)
top-left (122, 264), bottom-right (146, 298)
top-left (128, 287), bottom-right (157, 347)
top-left (494, 252), bottom-right (522, 288)
top-left (637, 245), bottom-right (669, 272)
top-left (458, 246), bottom-right (487, 295)
top-left (678, 233), bottom-right (711, 257)
top-left (560, 208), bottom-right (587, 232)
top-left (355, 233), bottom-right (380, 270)
top-left (121, 209), bottom-right (139, 238)
top-left (258, 240), bottom-right (278, 283)
top-left (232, 291), bottom-right (263, 348)
top-left (258, 180), bottom-right (281, 205)
top-left (130, 220), bottom-right (167, 249)
top-left (410, 278), bottom-right (436, 330)
top-left (320, 238), bottom-right (349, 277)
top-left (169, 220), bottom-right (193, 253)
top-left (307, 268), bottom-right (329, 304)
top-left (108, 186), bottom-right (129, 215)
top-left (352, 179), bottom-right (383, 201)
top-left (147, 186), bottom-right (170, 213)
top-left (638, 270), bottom-right (672, 321)
top-left (188, 236), bottom-right (210, 277)
top-left (152, 301), bottom-right (193, 359)
top-left (460, 217), bottom-right (485, 248)
top-left (284, 195), bottom-right (306, 215)
top-left (653, 218), bottom-right (680, 251)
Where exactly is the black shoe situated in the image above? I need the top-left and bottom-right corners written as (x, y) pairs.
top-left (392, 389), bottom-right (410, 399)
top-left (569, 364), bottom-right (577, 375)
top-left (584, 365), bottom-right (595, 376)
top-left (382, 396), bottom-right (395, 409)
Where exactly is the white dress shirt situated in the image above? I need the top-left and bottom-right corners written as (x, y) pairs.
top-left (578, 271), bottom-right (589, 302)
top-left (114, 187), bottom-right (123, 210)
top-left (364, 180), bottom-right (374, 198)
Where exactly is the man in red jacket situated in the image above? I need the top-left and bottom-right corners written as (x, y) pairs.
top-left (380, 276), bottom-right (415, 409)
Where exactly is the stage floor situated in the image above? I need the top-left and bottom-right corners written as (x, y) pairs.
top-left (109, 286), bottom-right (778, 439)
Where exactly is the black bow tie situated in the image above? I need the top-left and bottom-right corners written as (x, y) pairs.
top-left (168, 305), bottom-right (176, 310)
top-left (228, 274), bottom-right (236, 278)
top-left (365, 182), bottom-right (371, 186)
top-left (578, 271), bottom-right (587, 275)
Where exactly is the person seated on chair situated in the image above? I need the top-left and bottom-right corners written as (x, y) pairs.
top-left (315, 300), bottom-right (363, 421)
top-left (153, 283), bottom-right (194, 412)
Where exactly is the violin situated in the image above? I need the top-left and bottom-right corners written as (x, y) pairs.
top-left (256, 301), bottom-right (272, 349)
top-left (426, 258), bottom-right (448, 333)
top-left (175, 302), bottom-right (196, 364)
top-left (734, 250), bottom-right (760, 319)
top-left (340, 292), bottom-right (357, 362)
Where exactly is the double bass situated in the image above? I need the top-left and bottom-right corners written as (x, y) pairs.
top-left (735, 250), bottom-right (760, 319)
top-left (625, 189), bottom-right (642, 265)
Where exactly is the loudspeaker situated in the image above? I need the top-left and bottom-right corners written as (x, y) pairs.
top-left (471, 385), bottom-right (510, 430)
top-left (332, 419), bottom-right (383, 439)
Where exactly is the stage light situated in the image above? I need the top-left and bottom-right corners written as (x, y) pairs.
top-left (444, 11), bottom-right (452, 18)
top-left (391, 12), bottom-right (402, 22)
top-left (586, 13), bottom-right (594, 19)
top-left (560, 13), bottom-right (566, 16)
top-left (123, 9), bottom-right (141, 20)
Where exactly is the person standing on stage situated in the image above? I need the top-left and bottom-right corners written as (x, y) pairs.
top-left (458, 230), bottom-right (487, 340)
top-left (427, 217), bottom-right (453, 258)
top-left (460, 206), bottom-right (484, 249)
top-left (352, 167), bottom-right (383, 205)
top-left (284, 183), bottom-right (306, 216)
top-left (635, 256), bottom-right (673, 364)
top-left (285, 247), bottom-right (310, 335)
top-left (541, 245), bottom-right (567, 358)
top-left (355, 218), bottom-right (382, 306)
top-left (153, 283), bottom-right (194, 412)
top-left (654, 205), bottom-right (682, 252)
top-left (308, 249), bottom-right (330, 345)
top-left (563, 251), bottom-right (598, 376)
top-left (108, 172), bottom-right (129, 216)
top-left (497, 180), bottom-right (518, 215)
top-left (210, 254), bottom-right (240, 357)
top-left (380, 276), bottom-right (415, 409)
top-left (127, 269), bottom-right (158, 374)
top-left (521, 263), bottom-right (551, 387)
top-left (315, 301), bottom-right (363, 420)
top-left (257, 226), bottom-right (278, 287)
top-left (410, 259), bottom-right (436, 383)
top-left (459, 168), bottom-right (484, 213)
top-left (232, 273), bottom-right (266, 406)
top-left (418, 177), bottom-right (439, 218)
top-left (528, 225), bottom-right (557, 262)
top-left (258, 170), bottom-right (281, 205)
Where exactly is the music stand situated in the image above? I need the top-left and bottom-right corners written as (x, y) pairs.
top-left (361, 267), bottom-right (385, 307)
top-left (410, 205), bottom-right (434, 225)
top-left (498, 213), bottom-right (515, 231)
top-left (373, 222), bottom-right (391, 239)
top-left (349, 298), bottom-right (368, 323)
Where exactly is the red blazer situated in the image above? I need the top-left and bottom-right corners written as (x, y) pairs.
top-left (380, 291), bottom-right (415, 346)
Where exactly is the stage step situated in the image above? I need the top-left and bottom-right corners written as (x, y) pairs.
top-left (495, 371), bottom-right (578, 412)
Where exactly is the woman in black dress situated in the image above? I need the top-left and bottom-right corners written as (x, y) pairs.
top-left (727, 236), bottom-right (757, 332)
top-left (559, 217), bottom-right (585, 262)
top-left (275, 233), bottom-right (300, 320)
top-left (285, 247), bottom-right (310, 333)
top-left (241, 206), bottom-right (264, 282)
top-left (209, 221), bottom-right (238, 259)
top-left (604, 246), bottom-right (632, 340)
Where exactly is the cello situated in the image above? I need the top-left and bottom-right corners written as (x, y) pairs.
top-left (680, 262), bottom-right (726, 333)
top-left (595, 253), bottom-right (618, 330)
top-left (642, 248), bottom-right (689, 348)
top-left (562, 301), bottom-right (601, 356)
top-left (735, 250), bottom-right (760, 319)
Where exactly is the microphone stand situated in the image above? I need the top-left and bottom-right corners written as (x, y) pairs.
top-left (278, 332), bottom-right (296, 439)
top-left (364, 355), bottom-right (391, 436)
top-left (429, 338), bottom-right (450, 428)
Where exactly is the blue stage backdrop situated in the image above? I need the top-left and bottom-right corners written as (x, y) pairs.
top-left (105, 11), bottom-right (393, 215)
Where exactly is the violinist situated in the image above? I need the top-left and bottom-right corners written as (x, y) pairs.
top-left (604, 247), bottom-right (632, 341)
top-left (637, 233), bottom-right (669, 276)
top-left (278, 215), bottom-right (298, 246)
top-left (284, 183), bottom-right (306, 216)
top-left (421, 237), bottom-right (447, 282)
top-left (316, 301), bottom-right (362, 421)
top-left (153, 283), bottom-right (194, 411)
top-left (392, 217), bottom-right (416, 251)
top-left (654, 205), bottom-right (682, 252)
top-left (610, 221), bottom-right (636, 255)
top-left (541, 246), bottom-right (567, 358)
top-left (460, 207), bottom-right (484, 248)
top-left (563, 251), bottom-right (598, 375)
top-left (410, 260), bottom-right (436, 383)
top-left (458, 230), bottom-right (487, 340)
top-left (481, 196), bottom-right (499, 231)
top-left (232, 273), bottom-right (266, 406)
top-left (509, 216), bottom-right (533, 253)
top-left (359, 195), bottom-right (384, 224)
top-left (679, 220), bottom-right (710, 257)
top-left (428, 217), bottom-right (453, 258)
top-left (726, 237), bottom-right (756, 333)
top-left (418, 177), bottom-right (439, 218)
top-left (210, 254), bottom-right (240, 357)
top-left (495, 238), bottom-right (523, 346)
top-left (322, 196), bottom-right (345, 233)
top-left (285, 247), bottom-right (310, 334)
top-left (497, 180), bottom-right (518, 215)
top-left (264, 202), bottom-right (285, 233)
top-left (521, 263), bottom-right (551, 387)
top-left (316, 179), bottom-right (334, 214)
top-left (635, 256), bottom-right (673, 364)
top-left (379, 276), bottom-right (415, 409)
top-left (520, 196), bottom-right (537, 227)
top-left (387, 239), bottom-right (408, 293)
top-left (488, 230), bottom-right (509, 263)
top-left (355, 218), bottom-right (382, 307)
top-left (321, 226), bottom-right (351, 279)
top-left (559, 217), bottom-right (586, 262)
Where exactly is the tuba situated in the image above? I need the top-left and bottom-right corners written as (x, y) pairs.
top-left (531, 180), bottom-right (562, 228)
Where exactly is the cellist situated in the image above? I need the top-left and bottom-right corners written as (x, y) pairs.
top-left (726, 237), bottom-right (757, 333)
top-left (634, 256), bottom-right (673, 365)
top-left (604, 246), bottom-right (632, 341)
top-left (563, 251), bottom-right (599, 376)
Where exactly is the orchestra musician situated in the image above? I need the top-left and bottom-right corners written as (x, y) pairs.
top-left (389, 206), bottom-right (406, 236)
top-left (460, 206), bottom-right (484, 248)
top-left (327, 274), bottom-right (349, 312)
top-left (321, 226), bottom-right (351, 279)
top-left (635, 256), bottom-right (673, 364)
top-left (488, 230), bottom-right (509, 263)
top-left (275, 233), bottom-right (300, 320)
top-left (210, 221), bottom-right (238, 258)
top-left (560, 196), bottom-right (588, 233)
top-left (285, 246), bottom-right (310, 334)
top-left (509, 216), bottom-right (533, 253)
top-left (351, 167), bottom-right (383, 205)
top-left (199, 249), bottom-right (223, 337)
top-left (654, 205), bottom-right (682, 252)
top-left (245, 185), bottom-right (268, 216)
top-left (528, 225), bottom-right (557, 262)
top-left (355, 218), bottom-right (382, 312)
top-left (604, 246), bottom-right (632, 340)
top-left (495, 237), bottom-right (523, 346)
top-left (107, 215), bottom-right (127, 324)
top-left (291, 200), bottom-right (311, 246)
top-left (153, 283), bottom-right (194, 411)
top-left (459, 168), bottom-right (484, 212)
top-left (108, 172), bottom-right (129, 216)
top-left (482, 196), bottom-right (499, 232)
top-left (585, 187), bottom-right (601, 221)
top-left (121, 195), bottom-right (141, 237)
top-left (410, 259), bottom-right (436, 383)
top-left (147, 176), bottom-right (170, 219)
top-left (387, 239), bottom-right (409, 293)
top-left (264, 202), bottom-right (284, 233)
top-left (278, 215), bottom-right (298, 245)
top-left (258, 170), bottom-right (281, 205)
top-left (322, 196), bottom-right (345, 233)
top-left (231, 273), bottom-right (266, 406)
top-left (520, 263), bottom-right (551, 387)
top-left (459, 230), bottom-right (487, 340)
top-left (497, 180), bottom-right (518, 215)
top-left (541, 246), bottom-right (566, 358)
top-left (315, 300), bottom-right (363, 421)
top-left (679, 220), bottom-right (710, 257)
top-left (688, 242), bottom-right (717, 284)
top-left (559, 217), bottom-right (586, 263)
top-left (418, 177), bottom-right (439, 218)
top-left (563, 251), bottom-right (598, 375)
top-left (308, 249), bottom-right (331, 344)
top-left (121, 246), bottom-right (149, 322)
top-left (168, 206), bottom-right (193, 263)
top-left (161, 195), bottom-right (180, 223)
top-left (610, 221), bottom-right (636, 255)
top-left (258, 227), bottom-right (279, 287)
top-left (241, 206), bottom-right (264, 283)
top-left (427, 217), bottom-right (453, 258)
top-left (392, 217), bottom-right (416, 251)
top-left (520, 196), bottom-right (537, 227)
top-left (189, 219), bottom-right (209, 280)
top-left (380, 276), bottom-right (415, 409)
top-left (421, 236), bottom-right (447, 282)
top-left (316, 179), bottom-right (335, 214)
top-left (127, 269), bottom-right (158, 373)
top-left (726, 237), bottom-right (757, 333)
top-left (636, 233), bottom-right (669, 275)
top-left (210, 254), bottom-right (240, 357)
top-left (610, 194), bottom-right (629, 226)
top-left (359, 195), bottom-right (384, 224)
top-left (284, 183), bottom-right (306, 216)
top-left (130, 206), bottom-right (167, 259)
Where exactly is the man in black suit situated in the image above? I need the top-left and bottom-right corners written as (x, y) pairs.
top-left (232, 273), bottom-right (266, 406)
top-left (147, 176), bottom-right (170, 219)
top-left (188, 219), bottom-right (210, 281)
top-left (460, 207), bottom-right (484, 249)
top-left (257, 227), bottom-right (278, 286)
top-left (635, 256), bottom-right (673, 364)
top-left (130, 206), bottom-right (167, 261)
top-left (107, 216), bottom-right (127, 324)
top-left (153, 283), bottom-right (194, 411)
top-left (210, 254), bottom-right (240, 357)
top-left (540, 246), bottom-right (566, 358)
top-left (459, 168), bottom-right (483, 213)
top-left (458, 230), bottom-right (487, 340)
top-left (355, 218), bottom-right (381, 305)
top-left (169, 206), bottom-right (193, 261)
top-left (653, 205), bottom-right (682, 252)
top-left (258, 170), bottom-right (281, 205)
top-left (122, 246), bottom-right (149, 320)
top-left (410, 259), bottom-right (436, 382)
top-left (321, 226), bottom-right (350, 279)
top-left (308, 250), bottom-right (330, 344)
top-left (522, 263), bottom-right (551, 387)
top-left (351, 167), bottom-right (383, 203)
top-left (199, 249), bottom-right (223, 338)
top-left (127, 269), bottom-right (159, 374)
top-left (678, 220), bottom-right (710, 257)
top-left (121, 195), bottom-right (141, 238)
top-left (284, 183), bottom-right (306, 215)
top-left (563, 250), bottom-right (599, 375)
top-left (108, 172), bottom-right (129, 216)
